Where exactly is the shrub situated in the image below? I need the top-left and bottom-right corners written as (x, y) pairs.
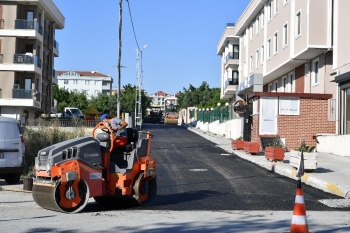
top-left (23, 118), bottom-right (87, 174)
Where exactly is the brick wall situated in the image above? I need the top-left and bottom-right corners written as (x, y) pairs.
top-left (250, 96), bottom-right (335, 151)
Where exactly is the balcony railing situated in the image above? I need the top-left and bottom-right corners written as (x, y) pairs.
top-left (225, 52), bottom-right (239, 63)
top-left (13, 54), bottom-right (41, 67)
top-left (54, 40), bottom-right (59, 51)
top-left (14, 20), bottom-right (42, 34)
top-left (12, 89), bottom-right (41, 101)
top-left (53, 69), bottom-right (57, 79)
top-left (225, 79), bottom-right (238, 89)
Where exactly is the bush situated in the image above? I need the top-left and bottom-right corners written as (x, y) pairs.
top-left (23, 118), bottom-right (86, 174)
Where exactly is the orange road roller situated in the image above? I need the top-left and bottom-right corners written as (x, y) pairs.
top-left (32, 122), bottom-right (157, 213)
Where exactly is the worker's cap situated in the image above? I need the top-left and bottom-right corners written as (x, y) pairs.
top-left (100, 113), bottom-right (108, 122)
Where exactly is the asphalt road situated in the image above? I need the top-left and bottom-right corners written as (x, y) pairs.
top-left (1, 123), bottom-right (350, 232)
top-left (143, 123), bottom-right (350, 211)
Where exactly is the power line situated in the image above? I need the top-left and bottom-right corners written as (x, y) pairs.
top-left (126, 0), bottom-right (140, 50)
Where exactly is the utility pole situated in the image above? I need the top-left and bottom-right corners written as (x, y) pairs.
top-left (117, 0), bottom-right (122, 118)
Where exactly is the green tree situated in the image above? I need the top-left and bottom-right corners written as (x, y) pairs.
top-left (89, 93), bottom-right (111, 114)
top-left (177, 82), bottom-right (226, 109)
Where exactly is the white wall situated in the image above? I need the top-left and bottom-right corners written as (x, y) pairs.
top-left (316, 134), bottom-right (350, 157)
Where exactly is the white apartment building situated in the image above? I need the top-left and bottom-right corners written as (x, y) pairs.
top-left (217, 0), bottom-right (350, 150)
top-left (149, 91), bottom-right (175, 111)
top-left (57, 71), bottom-right (113, 99)
top-left (0, 0), bottom-right (64, 120)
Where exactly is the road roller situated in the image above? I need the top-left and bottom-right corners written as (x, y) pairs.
top-left (32, 122), bottom-right (157, 213)
top-left (164, 104), bottom-right (179, 125)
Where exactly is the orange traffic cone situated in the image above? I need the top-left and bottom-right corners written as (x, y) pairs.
top-left (290, 179), bottom-right (309, 233)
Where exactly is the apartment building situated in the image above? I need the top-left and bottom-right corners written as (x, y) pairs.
top-left (0, 0), bottom-right (64, 120)
top-left (149, 91), bottom-right (176, 111)
top-left (57, 70), bottom-right (113, 99)
top-left (218, 0), bottom-right (350, 150)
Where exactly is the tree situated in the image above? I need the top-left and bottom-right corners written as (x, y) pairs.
top-left (89, 93), bottom-right (111, 114)
top-left (177, 82), bottom-right (226, 109)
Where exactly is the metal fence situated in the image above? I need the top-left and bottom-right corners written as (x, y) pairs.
top-left (194, 105), bottom-right (235, 123)
top-left (25, 118), bottom-right (99, 128)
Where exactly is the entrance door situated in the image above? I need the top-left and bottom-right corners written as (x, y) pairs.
top-left (259, 97), bottom-right (278, 135)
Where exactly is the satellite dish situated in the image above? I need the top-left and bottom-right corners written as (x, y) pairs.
top-left (233, 99), bottom-right (247, 117)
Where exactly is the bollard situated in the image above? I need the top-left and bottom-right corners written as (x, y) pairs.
top-left (23, 177), bottom-right (33, 191)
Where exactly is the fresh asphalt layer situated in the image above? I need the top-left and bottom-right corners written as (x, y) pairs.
top-left (187, 126), bottom-right (350, 204)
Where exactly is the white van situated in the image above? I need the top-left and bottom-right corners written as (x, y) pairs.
top-left (0, 116), bottom-right (25, 184)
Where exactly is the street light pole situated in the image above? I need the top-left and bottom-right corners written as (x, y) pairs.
top-left (135, 44), bottom-right (147, 130)
top-left (117, 0), bottom-right (123, 118)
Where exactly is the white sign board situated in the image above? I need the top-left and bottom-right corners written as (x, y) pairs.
top-left (279, 97), bottom-right (300, 115)
top-left (259, 97), bottom-right (278, 135)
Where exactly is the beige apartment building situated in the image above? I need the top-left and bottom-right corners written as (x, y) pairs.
top-left (0, 0), bottom-right (64, 121)
top-left (218, 0), bottom-right (350, 150)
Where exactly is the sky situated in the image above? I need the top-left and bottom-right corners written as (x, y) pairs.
top-left (53, 0), bottom-right (251, 95)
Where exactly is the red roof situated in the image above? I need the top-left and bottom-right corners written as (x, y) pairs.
top-left (58, 71), bottom-right (110, 77)
top-left (153, 91), bottom-right (169, 96)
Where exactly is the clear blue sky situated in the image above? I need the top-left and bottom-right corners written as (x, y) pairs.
top-left (53, 0), bottom-right (250, 95)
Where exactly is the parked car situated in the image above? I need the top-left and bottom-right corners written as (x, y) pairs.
top-left (0, 116), bottom-right (25, 184)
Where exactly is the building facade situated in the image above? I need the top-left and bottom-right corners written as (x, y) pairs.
top-left (217, 0), bottom-right (350, 150)
top-left (57, 71), bottom-right (113, 99)
top-left (148, 91), bottom-right (177, 111)
top-left (0, 0), bottom-right (64, 120)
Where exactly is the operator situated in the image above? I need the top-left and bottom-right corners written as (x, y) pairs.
top-left (99, 114), bottom-right (128, 140)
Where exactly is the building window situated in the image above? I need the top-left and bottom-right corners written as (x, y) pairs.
top-left (244, 60), bottom-right (247, 77)
top-left (268, 1), bottom-right (272, 21)
top-left (288, 72), bottom-right (294, 92)
top-left (274, 80), bottom-right (278, 92)
top-left (296, 11), bottom-right (301, 37)
top-left (95, 90), bottom-right (99, 96)
top-left (274, 0), bottom-right (279, 14)
top-left (256, 16), bottom-right (260, 34)
top-left (256, 50), bottom-right (259, 67)
top-left (305, 63), bottom-right (309, 76)
top-left (232, 71), bottom-right (239, 85)
top-left (85, 90), bottom-right (89, 95)
top-left (312, 59), bottom-right (319, 85)
top-left (283, 76), bottom-right (287, 92)
top-left (261, 45), bottom-right (264, 64)
top-left (283, 23), bottom-right (288, 47)
top-left (274, 32), bottom-right (278, 54)
top-left (64, 80), bottom-right (68, 84)
top-left (250, 24), bottom-right (253, 40)
top-left (244, 30), bottom-right (247, 47)
top-left (261, 10), bottom-right (264, 29)
top-left (250, 55), bottom-right (253, 72)
top-left (267, 39), bottom-right (271, 59)
top-left (95, 81), bottom-right (99, 85)
top-left (85, 80), bottom-right (89, 85)
top-left (268, 83), bottom-right (273, 92)
top-left (233, 45), bottom-right (239, 59)
top-left (73, 80), bottom-right (78, 84)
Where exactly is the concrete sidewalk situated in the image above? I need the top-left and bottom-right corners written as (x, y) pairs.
top-left (187, 127), bottom-right (350, 200)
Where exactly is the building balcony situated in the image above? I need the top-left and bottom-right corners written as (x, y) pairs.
top-left (53, 40), bottom-right (59, 56)
top-left (0, 89), bottom-right (41, 109)
top-left (222, 79), bottom-right (238, 99)
top-left (102, 85), bottom-right (111, 90)
top-left (0, 19), bottom-right (43, 41)
top-left (0, 54), bottom-right (42, 73)
top-left (225, 52), bottom-right (239, 63)
top-left (52, 69), bottom-right (58, 84)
